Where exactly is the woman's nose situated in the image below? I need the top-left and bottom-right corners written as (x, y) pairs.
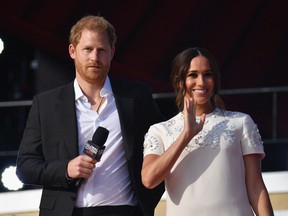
top-left (197, 75), bottom-right (205, 85)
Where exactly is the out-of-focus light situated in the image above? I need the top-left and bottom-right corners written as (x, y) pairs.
top-left (1, 166), bottom-right (23, 190)
top-left (30, 59), bottom-right (39, 70)
top-left (0, 38), bottom-right (4, 54)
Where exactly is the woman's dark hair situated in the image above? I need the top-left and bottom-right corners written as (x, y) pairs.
top-left (171, 47), bottom-right (225, 111)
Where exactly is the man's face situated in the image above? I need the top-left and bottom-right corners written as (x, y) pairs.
top-left (69, 29), bottom-right (115, 85)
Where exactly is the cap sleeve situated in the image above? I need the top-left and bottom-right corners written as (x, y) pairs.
top-left (143, 124), bottom-right (165, 156)
top-left (241, 114), bottom-right (265, 158)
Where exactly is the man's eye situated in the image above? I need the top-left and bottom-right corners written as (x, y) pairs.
top-left (98, 48), bottom-right (106, 53)
top-left (205, 72), bottom-right (214, 77)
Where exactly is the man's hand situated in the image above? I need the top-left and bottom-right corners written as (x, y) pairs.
top-left (67, 155), bottom-right (97, 179)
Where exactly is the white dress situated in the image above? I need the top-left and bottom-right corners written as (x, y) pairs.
top-left (143, 108), bottom-right (265, 216)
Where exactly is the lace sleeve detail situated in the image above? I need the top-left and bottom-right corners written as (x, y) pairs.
top-left (241, 114), bottom-right (265, 157)
top-left (143, 126), bottom-right (164, 156)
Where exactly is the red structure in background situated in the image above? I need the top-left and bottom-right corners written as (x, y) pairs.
top-left (0, 1), bottom-right (287, 92)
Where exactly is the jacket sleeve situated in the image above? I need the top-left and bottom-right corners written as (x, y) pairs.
top-left (16, 95), bottom-right (76, 190)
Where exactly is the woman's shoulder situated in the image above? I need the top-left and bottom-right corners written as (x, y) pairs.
top-left (149, 112), bottom-right (182, 131)
top-left (216, 108), bottom-right (251, 119)
top-left (216, 108), bottom-right (256, 126)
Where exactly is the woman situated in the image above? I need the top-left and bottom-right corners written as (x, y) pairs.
top-left (141, 47), bottom-right (274, 216)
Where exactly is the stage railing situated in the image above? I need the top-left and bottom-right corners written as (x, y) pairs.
top-left (0, 86), bottom-right (288, 158)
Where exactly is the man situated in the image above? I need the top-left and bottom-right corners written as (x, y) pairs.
top-left (16, 15), bottom-right (164, 216)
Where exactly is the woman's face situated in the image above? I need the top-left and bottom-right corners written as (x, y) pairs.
top-left (185, 55), bottom-right (215, 108)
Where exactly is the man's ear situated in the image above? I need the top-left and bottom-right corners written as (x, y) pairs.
top-left (68, 44), bottom-right (76, 59)
top-left (110, 46), bottom-right (115, 61)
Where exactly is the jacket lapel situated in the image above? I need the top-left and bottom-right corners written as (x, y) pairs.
top-left (56, 83), bottom-right (79, 158)
top-left (113, 85), bottom-right (135, 159)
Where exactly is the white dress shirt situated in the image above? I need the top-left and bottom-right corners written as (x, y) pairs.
top-left (74, 77), bottom-right (137, 207)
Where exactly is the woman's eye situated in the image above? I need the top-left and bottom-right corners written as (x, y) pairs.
top-left (187, 73), bottom-right (197, 78)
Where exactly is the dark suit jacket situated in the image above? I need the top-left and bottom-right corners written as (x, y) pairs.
top-left (16, 78), bottom-right (165, 216)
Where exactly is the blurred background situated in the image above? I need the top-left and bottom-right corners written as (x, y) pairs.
top-left (0, 0), bottom-right (287, 194)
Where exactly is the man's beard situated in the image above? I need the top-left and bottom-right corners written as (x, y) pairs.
top-left (75, 60), bottom-right (109, 84)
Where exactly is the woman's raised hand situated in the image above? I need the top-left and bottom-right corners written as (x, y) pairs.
top-left (183, 97), bottom-right (206, 140)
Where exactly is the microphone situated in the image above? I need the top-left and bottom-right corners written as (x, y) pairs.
top-left (83, 126), bottom-right (109, 161)
top-left (75, 126), bottom-right (109, 187)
